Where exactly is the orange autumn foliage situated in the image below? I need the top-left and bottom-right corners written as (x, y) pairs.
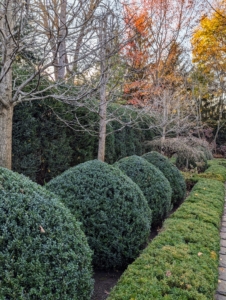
top-left (123, 0), bottom-right (202, 107)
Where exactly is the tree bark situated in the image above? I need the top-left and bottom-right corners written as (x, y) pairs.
top-left (98, 92), bottom-right (107, 162)
top-left (161, 91), bottom-right (167, 154)
top-left (97, 50), bottom-right (108, 161)
top-left (0, 104), bottom-right (13, 169)
top-left (58, 0), bottom-right (67, 80)
top-left (0, 0), bottom-right (14, 169)
top-left (97, 16), bottom-right (108, 162)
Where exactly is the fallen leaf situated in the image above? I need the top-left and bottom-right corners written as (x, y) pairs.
top-left (198, 252), bottom-right (203, 256)
top-left (39, 225), bottom-right (45, 233)
top-left (104, 290), bottom-right (110, 295)
top-left (211, 251), bottom-right (217, 260)
top-left (186, 284), bottom-right (192, 289)
top-left (218, 280), bottom-right (221, 283)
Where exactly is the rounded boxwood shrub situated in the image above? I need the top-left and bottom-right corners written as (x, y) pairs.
top-left (46, 160), bottom-right (152, 270)
top-left (0, 167), bottom-right (93, 300)
top-left (142, 151), bottom-right (186, 205)
top-left (114, 155), bottom-right (172, 226)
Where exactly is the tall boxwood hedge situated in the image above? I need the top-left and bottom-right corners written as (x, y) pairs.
top-left (142, 151), bottom-right (186, 205)
top-left (13, 100), bottom-right (155, 184)
top-left (46, 160), bottom-right (152, 269)
top-left (0, 167), bottom-right (93, 300)
top-left (114, 155), bottom-right (172, 225)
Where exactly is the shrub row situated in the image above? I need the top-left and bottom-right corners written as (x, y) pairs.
top-left (114, 155), bottom-right (172, 225)
top-left (46, 160), bottom-right (152, 269)
top-left (46, 153), bottom-right (185, 269)
top-left (0, 167), bottom-right (93, 299)
top-left (142, 151), bottom-right (186, 205)
top-left (108, 162), bottom-right (226, 299)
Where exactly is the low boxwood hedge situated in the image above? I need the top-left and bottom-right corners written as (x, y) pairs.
top-left (114, 155), bottom-right (172, 225)
top-left (142, 151), bottom-right (186, 205)
top-left (46, 160), bottom-right (152, 269)
top-left (183, 159), bottom-right (226, 186)
top-left (198, 164), bottom-right (226, 182)
top-left (108, 162), bottom-right (226, 299)
top-left (207, 159), bottom-right (226, 168)
top-left (0, 167), bottom-right (93, 300)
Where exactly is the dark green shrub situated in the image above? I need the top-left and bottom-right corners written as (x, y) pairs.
top-left (0, 167), bottom-right (93, 300)
top-left (142, 151), bottom-right (186, 205)
top-left (46, 160), bottom-right (151, 270)
top-left (13, 101), bottom-right (155, 183)
top-left (13, 100), bottom-right (74, 184)
top-left (114, 155), bottom-right (172, 225)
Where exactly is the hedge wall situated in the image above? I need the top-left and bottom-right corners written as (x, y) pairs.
top-left (108, 160), bottom-right (226, 299)
top-left (12, 100), bottom-right (154, 184)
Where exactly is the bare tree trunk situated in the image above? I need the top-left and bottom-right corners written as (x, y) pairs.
top-left (213, 97), bottom-right (224, 153)
top-left (0, 104), bottom-right (13, 169)
top-left (161, 128), bottom-right (166, 154)
top-left (72, 0), bottom-right (101, 72)
top-left (0, 0), bottom-right (14, 169)
top-left (58, 0), bottom-right (67, 80)
top-left (97, 16), bottom-right (108, 162)
top-left (50, 41), bottom-right (59, 81)
top-left (0, 67), bottom-right (13, 169)
top-left (98, 90), bottom-right (107, 161)
top-left (161, 91), bottom-right (167, 154)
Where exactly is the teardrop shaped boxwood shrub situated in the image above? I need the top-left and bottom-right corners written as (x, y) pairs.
top-left (46, 160), bottom-right (152, 270)
top-left (142, 151), bottom-right (186, 205)
top-left (114, 155), bottom-right (172, 226)
top-left (0, 167), bottom-right (93, 300)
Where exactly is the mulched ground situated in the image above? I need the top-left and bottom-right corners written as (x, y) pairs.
top-left (91, 270), bottom-right (123, 300)
top-left (91, 227), bottom-right (159, 300)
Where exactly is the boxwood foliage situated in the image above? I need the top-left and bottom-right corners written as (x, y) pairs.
top-left (46, 160), bottom-right (152, 270)
top-left (13, 100), bottom-right (155, 184)
top-left (183, 159), bottom-right (226, 187)
top-left (142, 151), bottom-right (186, 205)
top-left (114, 155), bottom-right (172, 226)
top-left (0, 167), bottom-right (93, 300)
top-left (108, 171), bottom-right (225, 299)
